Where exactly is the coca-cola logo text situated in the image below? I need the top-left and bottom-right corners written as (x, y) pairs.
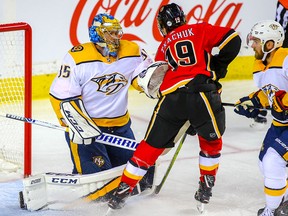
top-left (70, 0), bottom-right (242, 46)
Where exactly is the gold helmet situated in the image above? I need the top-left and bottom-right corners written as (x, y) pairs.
top-left (89, 13), bottom-right (123, 56)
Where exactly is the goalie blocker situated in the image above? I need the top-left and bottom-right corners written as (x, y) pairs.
top-left (60, 98), bottom-right (102, 145)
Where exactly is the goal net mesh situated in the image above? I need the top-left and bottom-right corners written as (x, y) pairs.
top-left (0, 23), bottom-right (31, 177)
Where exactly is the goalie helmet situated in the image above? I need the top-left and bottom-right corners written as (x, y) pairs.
top-left (89, 13), bottom-right (123, 57)
top-left (247, 20), bottom-right (284, 54)
top-left (157, 3), bottom-right (186, 36)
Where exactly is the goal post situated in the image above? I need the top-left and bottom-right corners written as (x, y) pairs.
top-left (0, 22), bottom-right (32, 177)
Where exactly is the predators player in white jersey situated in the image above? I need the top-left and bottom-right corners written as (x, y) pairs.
top-left (49, 13), bottom-right (154, 194)
top-left (234, 20), bottom-right (288, 216)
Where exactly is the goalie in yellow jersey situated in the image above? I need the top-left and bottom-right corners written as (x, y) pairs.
top-left (49, 13), bottom-right (154, 197)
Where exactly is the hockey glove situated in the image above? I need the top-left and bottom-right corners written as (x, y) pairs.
top-left (234, 103), bottom-right (260, 118)
top-left (272, 90), bottom-right (288, 113)
top-left (234, 90), bottom-right (266, 118)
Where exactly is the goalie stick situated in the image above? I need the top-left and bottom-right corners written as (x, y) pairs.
top-left (154, 133), bottom-right (187, 194)
top-left (0, 112), bottom-right (138, 151)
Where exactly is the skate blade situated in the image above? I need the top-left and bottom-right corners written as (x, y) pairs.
top-left (197, 202), bottom-right (205, 214)
top-left (105, 207), bottom-right (114, 216)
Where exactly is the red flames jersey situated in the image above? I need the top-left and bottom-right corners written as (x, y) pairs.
top-left (155, 22), bottom-right (239, 95)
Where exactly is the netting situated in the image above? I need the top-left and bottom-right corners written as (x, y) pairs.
top-left (0, 28), bottom-right (26, 174)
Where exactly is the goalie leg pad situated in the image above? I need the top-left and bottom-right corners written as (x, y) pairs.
top-left (20, 174), bottom-right (48, 211)
top-left (20, 165), bottom-right (126, 211)
top-left (60, 98), bottom-right (102, 144)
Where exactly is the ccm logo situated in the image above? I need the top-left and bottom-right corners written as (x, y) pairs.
top-left (65, 110), bottom-right (84, 132)
top-left (51, 178), bottom-right (78, 184)
top-left (30, 178), bottom-right (42, 185)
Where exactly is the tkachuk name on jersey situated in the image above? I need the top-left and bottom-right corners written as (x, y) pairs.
top-left (96, 133), bottom-right (138, 149)
top-left (161, 27), bottom-right (194, 53)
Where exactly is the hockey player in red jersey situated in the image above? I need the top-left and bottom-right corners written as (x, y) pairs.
top-left (107, 3), bottom-right (241, 210)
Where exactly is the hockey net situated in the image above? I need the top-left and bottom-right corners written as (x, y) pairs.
top-left (0, 23), bottom-right (32, 178)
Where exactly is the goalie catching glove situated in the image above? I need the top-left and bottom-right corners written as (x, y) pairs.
top-left (234, 90), bottom-right (269, 118)
top-left (60, 98), bottom-right (102, 144)
top-left (137, 61), bottom-right (168, 99)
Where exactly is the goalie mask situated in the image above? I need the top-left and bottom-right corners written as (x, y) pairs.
top-left (89, 13), bottom-right (123, 57)
top-left (157, 3), bottom-right (186, 36)
top-left (246, 20), bottom-right (284, 60)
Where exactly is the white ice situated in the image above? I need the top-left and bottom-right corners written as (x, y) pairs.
top-left (0, 80), bottom-right (283, 216)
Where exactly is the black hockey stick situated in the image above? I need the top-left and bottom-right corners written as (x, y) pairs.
top-left (222, 102), bottom-right (271, 110)
top-left (154, 133), bottom-right (187, 194)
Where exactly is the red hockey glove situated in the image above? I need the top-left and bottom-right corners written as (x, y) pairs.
top-left (272, 90), bottom-right (288, 112)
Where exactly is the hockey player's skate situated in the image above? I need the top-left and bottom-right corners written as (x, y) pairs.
top-left (257, 207), bottom-right (275, 216)
top-left (130, 165), bottom-right (156, 196)
top-left (194, 175), bottom-right (215, 204)
top-left (108, 182), bottom-right (131, 210)
top-left (274, 200), bottom-right (288, 216)
top-left (250, 110), bottom-right (267, 128)
top-left (139, 165), bottom-right (155, 191)
top-left (195, 175), bottom-right (215, 213)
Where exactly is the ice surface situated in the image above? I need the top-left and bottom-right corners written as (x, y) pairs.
top-left (0, 80), bottom-right (283, 216)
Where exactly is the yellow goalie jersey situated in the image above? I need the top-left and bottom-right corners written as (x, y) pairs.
top-left (50, 40), bottom-right (153, 127)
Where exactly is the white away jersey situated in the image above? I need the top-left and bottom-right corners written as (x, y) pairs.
top-left (50, 40), bottom-right (153, 127)
top-left (253, 48), bottom-right (288, 91)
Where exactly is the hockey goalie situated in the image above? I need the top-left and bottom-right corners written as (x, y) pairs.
top-left (18, 58), bottom-right (174, 211)
top-left (19, 59), bottom-right (173, 212)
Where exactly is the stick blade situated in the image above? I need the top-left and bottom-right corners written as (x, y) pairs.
top-left (154, 185), bottom-right (161, 194)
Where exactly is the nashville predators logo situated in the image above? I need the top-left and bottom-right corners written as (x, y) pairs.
top-left (93, 156), bottom-right (105, 167)
top-left (269, 24), bottom-right (279, 30)
top-left (262, 84), bottom-right (279, 105)
top-left (91, 73), bottom-right (128, 95)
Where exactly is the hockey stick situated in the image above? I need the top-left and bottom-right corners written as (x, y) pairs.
top-left (0, 112), bottom-right (138, 151)
top-left (222, 102), bottom-right (271, 110)
top-left (154, 133), bottom-right (187, 194)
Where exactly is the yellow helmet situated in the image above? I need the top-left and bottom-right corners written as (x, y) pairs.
top-left (89, 13), bottom-right (123, 56)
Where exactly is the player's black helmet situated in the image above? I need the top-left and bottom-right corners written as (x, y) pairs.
top-left (157, 3), bottom-right (186, 36)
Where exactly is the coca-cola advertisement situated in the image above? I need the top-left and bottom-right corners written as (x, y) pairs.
top-left (1, 0), bottom-right (277, 65)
